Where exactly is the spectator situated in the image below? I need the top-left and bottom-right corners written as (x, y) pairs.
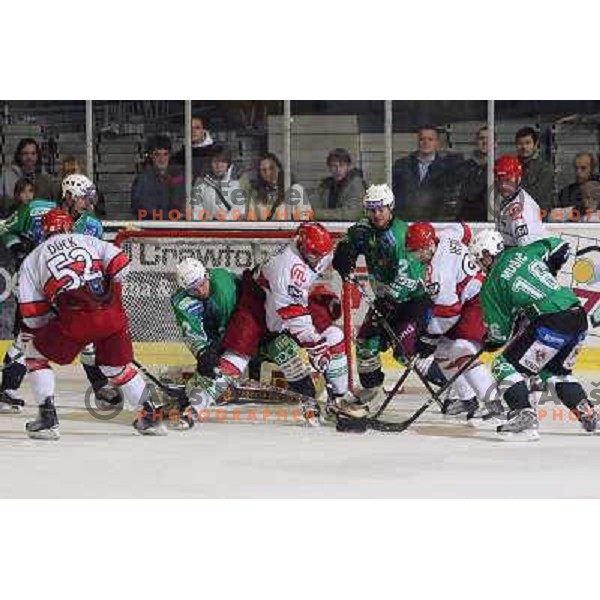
top-left (556, 152), bottom-right (599, 211)
top-left (58, 156), bottom-right (107, 218)
top-left (515, 126), bottom-right (555, 213)
top-left (190, 145), bottom-right (245, 220)
top-left (550, 180), bottom-right (600, 223)
top-left (456, 125), bottom-right (489, 221)
top-left (313, 148), bottom-right (367, 221)
top-left (3, 178), bottom-right (35, 217)
top-left (0, 138), bottom-right (55, 217)
top-left (131, 135), bottom-right (185, 221)
top-left (247, 152), bottom-right (312, 221)
top-left (172, 116), bottom-right (215, 180)
top-left (392, 125), bottom-right (463, 221)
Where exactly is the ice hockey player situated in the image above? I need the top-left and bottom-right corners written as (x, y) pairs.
top-left (495, 154), bottom-right (569, 276)
top-left (189, 222), bottom-right (348, 424)
top-left (407, 222), bottom-right (504, 425)
top-left (332, 183), bottom-right (442, 410)
top-left (0, 195), bottom-right (56, 412)
top-left (470, 228), bottom-right (596, 440)
top-left (172, 258), bottom-right (240, 378)
top-left (18, 208), bottom-right (165, 439)
top-left (60, 173), bottom-right (121, 408)
top-left (61, 173), bottom-right (104, 238)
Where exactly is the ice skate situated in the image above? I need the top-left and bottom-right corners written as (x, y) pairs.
top-left (497, 408), bottom-right (539, 441)
top-left (467, 399), bottom-right (506, 428)
top-left (93, 385), bottom-right (123, 410)
top-left (26, 397), bottom-right (60, 440)
top-left (0, 389), bottom-right (25, 414)
top-left (334, 387), bottom-right (379, 418)
top-left (301, 399), bottom-right (321, 427)
top-left (576, 400), bottom-right (598, 433)
top-left (133, 401), bottom-right (168, 436)
top-left (442, 396), bottom-right (478, 420)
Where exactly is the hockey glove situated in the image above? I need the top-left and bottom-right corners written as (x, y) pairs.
top-left (196, 346), bottom-right (221, 377)
top-left (483, 335), bottom-right (504, 353)
top-left (332, 240), bottom-right (358, 280)
top-left (416, 333), bottom-right (440, 358)
top-left (305, 338), bottom-right (331, 372)
top-left (546, 241), bottom-right (570, 276)
top-left (373, 295), bottom-right (397, 319)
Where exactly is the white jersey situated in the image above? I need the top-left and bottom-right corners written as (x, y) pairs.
top-left (496, 188), bottom-right (547, 247)
top-left (426, 235), bottom-right (483, 336)
top-left (257, 243), bottom-right (332, 345)
top-left (19, 233), bottom-right (130, 329)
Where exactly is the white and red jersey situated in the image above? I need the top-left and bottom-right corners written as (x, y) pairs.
top-left (426, 235), bottom-right (484, 337)
top-left (256, 243), bottom-right (332, 345)
top-left (497, 188), bottom-right (547, 247)
top-left (19, 233), bottom-right (130, 330)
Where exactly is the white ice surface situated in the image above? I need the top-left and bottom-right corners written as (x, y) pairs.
top-left (2, 365), bottom-right (600, 498)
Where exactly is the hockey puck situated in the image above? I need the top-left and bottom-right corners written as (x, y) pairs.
top-left (336, 415), bottom-right (368, 433)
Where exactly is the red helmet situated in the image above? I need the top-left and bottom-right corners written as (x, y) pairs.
top-left (42, 208), bottom-right (74, 237)
top-left (406, 222), bottom-right (437, 252)
top-left (494, 155), bottom-right (522, 180)
top-left (297, 222), bottom-right (333, 259)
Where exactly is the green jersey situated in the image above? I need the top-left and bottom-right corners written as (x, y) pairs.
top-left (170, 268), bottom-right (240, 357)
top-left (0, 198), bottom-right (57, 259)
top-left (481, 238), bottom-right (580, 344)
top-left (73, 211), bottom-right (103, 239)
top-left (344, 217), bottom-right (426, 302)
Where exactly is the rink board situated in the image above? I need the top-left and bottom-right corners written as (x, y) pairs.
top-left (1, 339), bottom-right (598, 372)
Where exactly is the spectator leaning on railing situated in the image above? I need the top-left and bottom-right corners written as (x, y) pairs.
top-left (392, 124), bottom-right (463, 221)
top-left (0, 137), bottom-right (56, 218)
top-left (172, 116), bottom-right (215, 180)
top-left (190, 145), bottom-right (245, 220)
top-left (515, 126), bottom-right (555, 215)
top-left (313, 148), bottom-right (367, 221)
top-left (247, 152), bottom-right (313, 221)
top-left (455, 125), bottom-right (488, 221)
top-left (556, 151), bottom-right (599, 211)
top-left (131, 134), bottom-right (185, 221)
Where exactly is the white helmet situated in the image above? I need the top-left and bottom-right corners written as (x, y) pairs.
top-left (363, 183), bottom-right (395, 210)
top-left (176, 258), bottom-right (207, 292)
top-left (470, 229), bottom-right (505, 264)
top-left (62, 174), bottom-right (97, 203)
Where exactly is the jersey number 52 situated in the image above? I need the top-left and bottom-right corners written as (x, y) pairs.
top-left (47, 248), bottom-right (101, 291)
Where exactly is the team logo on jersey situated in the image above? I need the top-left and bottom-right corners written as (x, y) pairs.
top-left (515, 224), bottom-right (529, 239)
top-left (291, 263), bottom-right (308, 286)
top-left (427, 282), bottom-right (440, 296)
top-left (287, 284), bottom-right (303, 300)
top-left (508, 202), bottom-right (523, 221)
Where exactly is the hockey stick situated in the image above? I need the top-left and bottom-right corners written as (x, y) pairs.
top-left (132, 359), bottom-right (188, 403)
top-left (346, 274), bottom-right (444, 409)
top-left (364, 348), bottom-right (486, 433)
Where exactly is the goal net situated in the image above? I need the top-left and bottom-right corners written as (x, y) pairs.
top-left (115, 226), bottom-right (365, 384)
